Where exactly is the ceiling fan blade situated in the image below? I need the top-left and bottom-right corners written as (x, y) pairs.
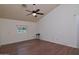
top-left (26, 13), bottom-right (32, 16)
top-left (25, 10), bottom-right (32, 12)
top-left (37, 13), bottom-right (44, 15)
top-left (35, 9), bottom-right (40, 12)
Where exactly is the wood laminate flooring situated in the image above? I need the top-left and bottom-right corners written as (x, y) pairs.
top-left (0, 39), bottom-right (79, 55)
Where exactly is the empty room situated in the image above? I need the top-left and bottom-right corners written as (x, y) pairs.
top-left (0, 4), bottom-right (79, 55)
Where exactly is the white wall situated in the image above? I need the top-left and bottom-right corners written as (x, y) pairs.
top-left (0, 18), bottom-right (37, 45)
top-left (76, 15), bottom-right (79, 48)
top-left (38, 4), bottom-right (79, 48)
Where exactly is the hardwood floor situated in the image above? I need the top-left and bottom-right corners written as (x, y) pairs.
top-left (0, 39), bottom-right (79, 55)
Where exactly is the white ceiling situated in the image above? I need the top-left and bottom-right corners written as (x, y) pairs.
top-left (0, 4), bottom-right (59, 22)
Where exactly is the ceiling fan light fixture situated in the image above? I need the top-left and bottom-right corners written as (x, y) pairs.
top-left (32, 13), bottom-right (37, 16)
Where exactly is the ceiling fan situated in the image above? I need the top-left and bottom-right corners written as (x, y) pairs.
top-left (22, 4), bottom-right (44, 17)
